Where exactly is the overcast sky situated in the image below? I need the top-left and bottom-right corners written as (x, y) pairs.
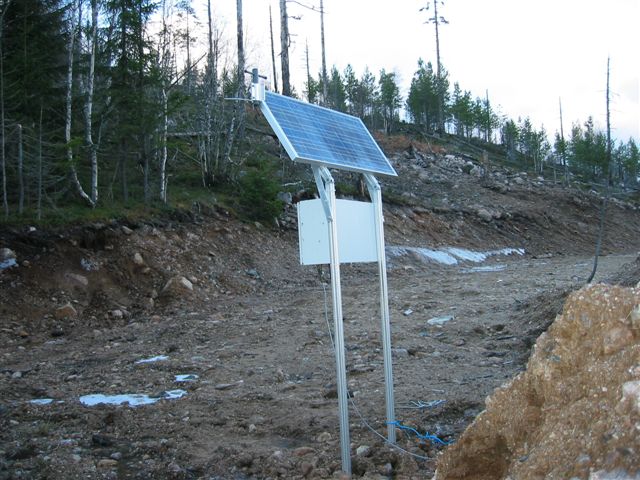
top-left (207, 0), bottom-right (639, 143)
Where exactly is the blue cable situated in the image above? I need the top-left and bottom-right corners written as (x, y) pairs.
top-left (388, 421), bottom-right (452, 446)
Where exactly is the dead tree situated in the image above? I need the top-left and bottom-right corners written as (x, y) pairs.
top-left (587, 57), bottom-right (612, 284)
top-left (279, 0), bottom-right (291, 96)
top-left (269, 5), bottom-right (278, 93)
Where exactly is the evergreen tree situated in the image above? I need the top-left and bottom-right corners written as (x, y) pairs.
top-left (501, 119), bottom-right (519, 163)
top-left (343, 64), bottom-right (358, 115)
top-left (378, 69), bottom-right (401, 134)
top-left (325, 66), bottom-right (346, 112)
top-left (103, 0), bottom-right (160, 202)
top-left (406, 59), bottom-right (438, 133)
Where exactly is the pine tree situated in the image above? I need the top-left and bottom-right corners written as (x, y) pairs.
top-left (378, 69), bottom-right (401, 134)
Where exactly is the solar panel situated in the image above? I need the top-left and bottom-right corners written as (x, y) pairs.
top-left (260, 91), bottom-right (397, 177)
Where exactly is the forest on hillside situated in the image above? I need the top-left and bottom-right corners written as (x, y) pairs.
top-left (0, 0), bottom-right (638, 222)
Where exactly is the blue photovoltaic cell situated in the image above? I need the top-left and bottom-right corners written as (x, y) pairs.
top-left (262, 91), bottom-right (397, 176)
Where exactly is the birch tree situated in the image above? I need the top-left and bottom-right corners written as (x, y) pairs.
top-left (67, 0), bottom-right (94, 206)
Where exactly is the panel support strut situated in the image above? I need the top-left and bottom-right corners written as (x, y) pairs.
top-left (363, 173), bottom-right (396, 444)
top-left (312, 165), bottom-right (351, 475)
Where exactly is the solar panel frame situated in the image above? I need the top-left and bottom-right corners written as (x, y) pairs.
top-left (260, 91), bottom-right (397, 177)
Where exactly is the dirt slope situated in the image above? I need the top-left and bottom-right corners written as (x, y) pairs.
top-left (434, 283), bottom-right (640, 480)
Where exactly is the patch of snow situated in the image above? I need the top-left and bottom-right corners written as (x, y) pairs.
top-left (387, 245), bottom-right (524, 266)
top-left (0, 258), bottom-right (17, 270)
top-left (427, 315), bottom-right (454, 326)
top-left (447, 248), bottom-right (487, 263)
top-left (29, 398), bottom-right (54, 405)
top-left (79, 389), bottom-right (187, 407)
top-left (175, 374), bottom-right (199, 383)
top-left (135, 355), bottom-right (169, 364)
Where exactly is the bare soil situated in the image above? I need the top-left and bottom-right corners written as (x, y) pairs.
top-left (1, 145), bottom-right (640, 479)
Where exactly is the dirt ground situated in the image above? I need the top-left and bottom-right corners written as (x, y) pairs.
top-left (2, 145), bottom-right (640, 479)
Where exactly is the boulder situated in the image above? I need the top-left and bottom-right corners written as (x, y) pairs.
top-left (133, 252), bottom-right (145, 266)
top-left (55, 303), bottom-right (78, 319)
top-left (160, 276), bottom-right (193, 297)
top-left (0, 247), bottom-right (16, 261)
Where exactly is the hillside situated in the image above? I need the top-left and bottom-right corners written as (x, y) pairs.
top-left (1, 137), bottom-right (640, 479)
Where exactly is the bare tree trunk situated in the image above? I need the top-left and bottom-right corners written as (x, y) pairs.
top-left (0, 35), bottom-right (7, 219)
top-left (558, 97), bottom-right (568, 186)
top-left (433, 0), bottom-right (444, 134)
top-left (17, 124), bottom-right (23, 214)
top-left (224, 0), bottom-right (245, 167)
top-left (305, 40), bottom-right (312, 102)
top-left (269, 5), bottom-right (278, 93)
top-left (235, 0), bottom-right (245, 139)
top-left (0, 2), bottom-right (8, 219)
top-left (320, 0), bottom-right (327, 104)
top-left (279, 0), bottom-right (291, 96)
top-left (86, 0), bottom-right (99, 205)
top-left (67, 0), bottom-right (94, 206)
top-left (185, 12), bottom-right (191, 95)
top-left (587, 57), bottom-right (612, 284)
top-left (37, 105), bottom-right (43, 220)
top-left (160, 87), bottom-right (169, 201)
top-left (159, 0), bottom-right (170, 201)
top-left (120, 140), bottom-right (128, 203)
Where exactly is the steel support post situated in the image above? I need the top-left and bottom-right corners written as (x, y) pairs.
top-left (363, 173), bottom-right (396, 444)
top-left (312, 166), bottom-right (351, 475)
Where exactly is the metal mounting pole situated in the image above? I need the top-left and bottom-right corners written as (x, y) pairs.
top-left (363, 173), bottom-right (396, 444)
top-left (312, 166), bottom-right (351, 475)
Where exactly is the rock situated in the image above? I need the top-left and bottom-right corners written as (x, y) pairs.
top-left (166, 462), bottom-right (185, 476)
top-left (403, 308), bottom-right (413, 316)
top-left (214, 380), bottom-right (243, 390)
top-left (356, 445), bottom-right (371, 457)
top-left (277, 192), bottom-right (293, 205)
top-left (161, 276), bottom-right (193, 297)
top-left (514, 176), bottom-right (525, 185)
top-left (64, 273), bottom-right (89, 289)
top-left (300, 461), bottom-right (314, 477)
top-left (11, 371), bottom-right (22, 379)
top-left (316, 432), bottom-right (332, 443)
top-left (111, 310), bottom-right (124, 319)
top-left (602, 326), bottom-right (634, 355)
top-left (0, 247), bottom-right (17, 270)
top-left (380, 463), bottom-right (393, 476)
top-left (391, 348), bottom-right (409, 358)
top-left (133, 252), bottom-right (144, 266)
top-left (55, 303), bottom-right (78, 320)
top-left (476, 208), bottom-right (493, 222)
top-left (121, 226), bottom-right (133, 235)
top-left (97, 458), bottom-right (118, 468)
top-left (92, 434), bottom-right (114, 447)
top-left (0, 247), bottom-right (16, 260)
top-left (246, 268), bottom-right (260, 279)
top-left (293, 447), bottom-right (315, 457)
top-left (620, 381), bottom-right (640, 414)
top-left (333, 471), bottom-right (351, 480)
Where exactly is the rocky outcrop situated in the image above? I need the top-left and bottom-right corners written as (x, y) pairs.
top-left (435, 283), bottom-right (640, 480)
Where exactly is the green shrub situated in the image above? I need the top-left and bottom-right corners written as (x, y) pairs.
top-left (238, 163), bottom-right (283, 222)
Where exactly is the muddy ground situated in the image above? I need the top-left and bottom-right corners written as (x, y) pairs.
top-left (2, 144), bottom-right (640, 479)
